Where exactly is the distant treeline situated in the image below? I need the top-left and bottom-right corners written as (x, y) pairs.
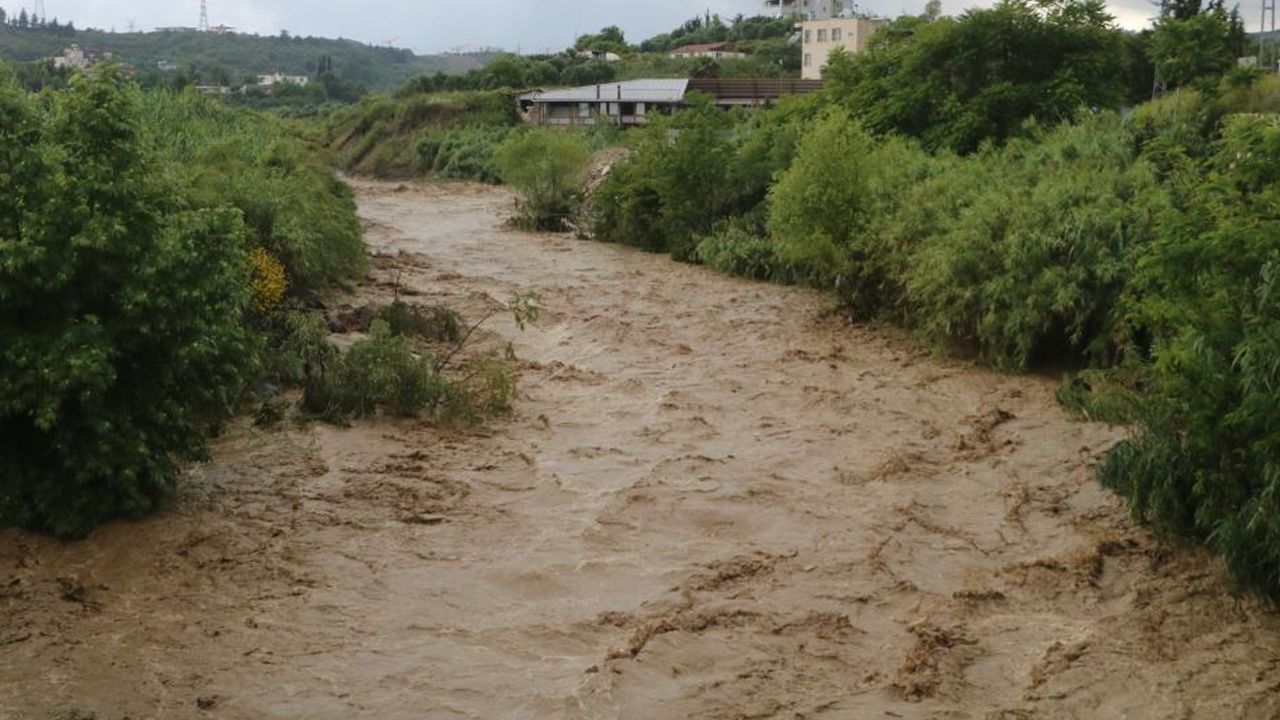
top-left (0, 13), bottom-right (490, 90)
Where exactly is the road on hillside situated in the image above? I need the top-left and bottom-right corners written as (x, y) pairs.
top-left (3, 179), bottom-right (1279, 719)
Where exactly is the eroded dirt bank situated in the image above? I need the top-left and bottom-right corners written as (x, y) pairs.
top-left (4, 179), bottom-right (1280, 720)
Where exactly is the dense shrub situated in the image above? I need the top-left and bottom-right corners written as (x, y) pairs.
top-left (328, 90), bottom-right (520, 177)
top-left (417, 125), bottom-right (517, 183)
top-left (767, 112), bottom-right (937, 315)
top-left (824, 0), bottom-right (1133, 153)
top-left (141, 90), bottom-right (366, 294)
top-left (305, 321), bottom-right (454, 421)
top-left (495, 129), bottom-right (592, 230)
top-left (263, 311), bottom-right (339, 389)
top-left (694, 222), bottom-right (810, 284)
top-left (377, 301), bottom-right (463, 343)
top-left (904, 115), bottom-right (1166, 368)
top-left (1101, 115), bottom-right (1280, 599)
top-left (753, 109), bottom-right (1162, 369)
top-left (592, 95), bottom-right (736, 257)
top-left (0, 67), bottom-right (256, 538)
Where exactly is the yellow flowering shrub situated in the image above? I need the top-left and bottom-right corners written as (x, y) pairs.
top-left (249, 247), bottom-right (289, 314)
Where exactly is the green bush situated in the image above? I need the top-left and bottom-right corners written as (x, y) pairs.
top-left (0, 67), bottom-right (256, 538)
top-left (417, 125), bottom-right (517, 183)
top-left (1101, 115), bottom-right (1280, 599)
top-left (264, 311), bottom-right (339, 387)
top-left (767, 111), bottom-right (936, 315)
top-left (495, 129), bottom-right (592, 230)
top-left (694, 222), bottom-right (812, 284)
top-left (592, 94), bottom-right (735, 258)
top-left (305, 320), bottom-right (451, 420)
top-left (904, 115), bottom-right (1166, 368)
top-left (329, 90), bottom-right (519, 177)
top-left (377, 300), bottom-right (462, 343)
top-left (141, 90), bottom-right (366, 294)
top-left (824, 0), bottom-right (1133, 153)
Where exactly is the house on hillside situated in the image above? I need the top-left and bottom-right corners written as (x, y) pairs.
top-left (668, 42), bottom-right (746, 60)
top-left (762, 0), bottom-right (843, 20)
top-left (257, 71), bottom-right (310, 89)
top-left (799, 16), bottom-right (888, 80)
top-left (52, 45), bottom-right (113, 71)
top-left (577, 49), bottom-right (622, 62)
top-left (518, 77), bottom-right (823, 128)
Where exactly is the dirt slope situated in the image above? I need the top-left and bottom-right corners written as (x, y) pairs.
top-left (3, 179), bottom-right (1279, 720)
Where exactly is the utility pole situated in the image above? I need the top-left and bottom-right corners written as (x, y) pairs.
top-left (1262, 0), bottom-right (1277, 71)
top-left (1152, 0), bottom-right (1170, 99)
top-left (199, 0), bottom-right (210, 32)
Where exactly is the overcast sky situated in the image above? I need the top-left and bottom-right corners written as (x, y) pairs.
top-left (16, 0), bottom-right (1216, 54)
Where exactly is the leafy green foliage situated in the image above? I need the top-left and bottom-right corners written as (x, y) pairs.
top-left (694, 221), bottom-right (811, 284)
top-left (377, 301), bottom-right (463, 343)
top-left (0, 66), bottom-right (255, 538)
top-left (264, 311), bottom-right (338, 388)
top-left (767, 111), bottom-right (935, 315)
top-left (300, 295), bottom-right (531, 424)
top-left (903, 115), bottom-right (1166, 367)
top-left (1100, 116), bottom-right (1280, 599)
top-left (1148, 3), bottom-right (1246, 90)
top-left (593, 95), bottom-right (737, 258)
top-left (141, 90), bottom-right (366, 293)
top-left (305, 320), bottom-right (454, 421)
top-left (825, 0), bottom-right (1132, 153)
top-left (328, 90), bottom-right (519, 178)
top-left (495, 129), bottom-right (592, 230)
top-left (417, 125), bottom-right (517, 183)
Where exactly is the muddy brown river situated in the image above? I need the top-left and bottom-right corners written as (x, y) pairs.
top-left (3, 179), bottom-right (1280, 719)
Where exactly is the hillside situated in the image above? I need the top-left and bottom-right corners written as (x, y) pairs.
top-left (0, 24), bottom-right (493, 89)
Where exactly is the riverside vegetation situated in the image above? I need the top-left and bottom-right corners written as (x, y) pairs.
top-left (587, 0), bottom-right (1280, 600)
top-left (4, 0), bottom-right (1279, 604)
top-left (336, 0), bottom-right (1280, 600)
top-left (0, 63), bottom-right (525, 539)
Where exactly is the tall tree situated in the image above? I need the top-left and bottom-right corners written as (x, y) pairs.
top-left (824, 0), bottom-right (1130, 153)
top-left (1148, 1), bottom-right (1242, 88)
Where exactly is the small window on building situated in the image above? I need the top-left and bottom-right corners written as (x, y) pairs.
top-left (804, 53), bottom-right (812, 67)
top-left (578, 102), bottom-right (590, 118)
top-left (804, 29), bottom-right (812, 43)
top-left (832, 28), bottom-right (843, 42)
top-left (817, 29), bottom-right (827, 42)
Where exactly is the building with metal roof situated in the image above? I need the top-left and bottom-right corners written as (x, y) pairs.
top-left (518, 78), bottom-right (822, 128)
top-left (668, 42), bottom-right (746, 60)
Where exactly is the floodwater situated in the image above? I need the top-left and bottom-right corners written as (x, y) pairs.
top-left (3, 179), bottom-right (1279, 719)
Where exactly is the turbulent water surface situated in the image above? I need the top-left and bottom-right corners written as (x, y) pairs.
top-left (3, 179), bottom-right (1279, 720)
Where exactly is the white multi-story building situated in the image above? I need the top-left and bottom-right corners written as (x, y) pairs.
top-left (799, 16), bottom-right (888, 79)
top-left (762, 0), bottom-right (843, 20)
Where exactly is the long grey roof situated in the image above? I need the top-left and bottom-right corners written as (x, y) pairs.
top-left (519, 79), bottom-right (689, 104)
